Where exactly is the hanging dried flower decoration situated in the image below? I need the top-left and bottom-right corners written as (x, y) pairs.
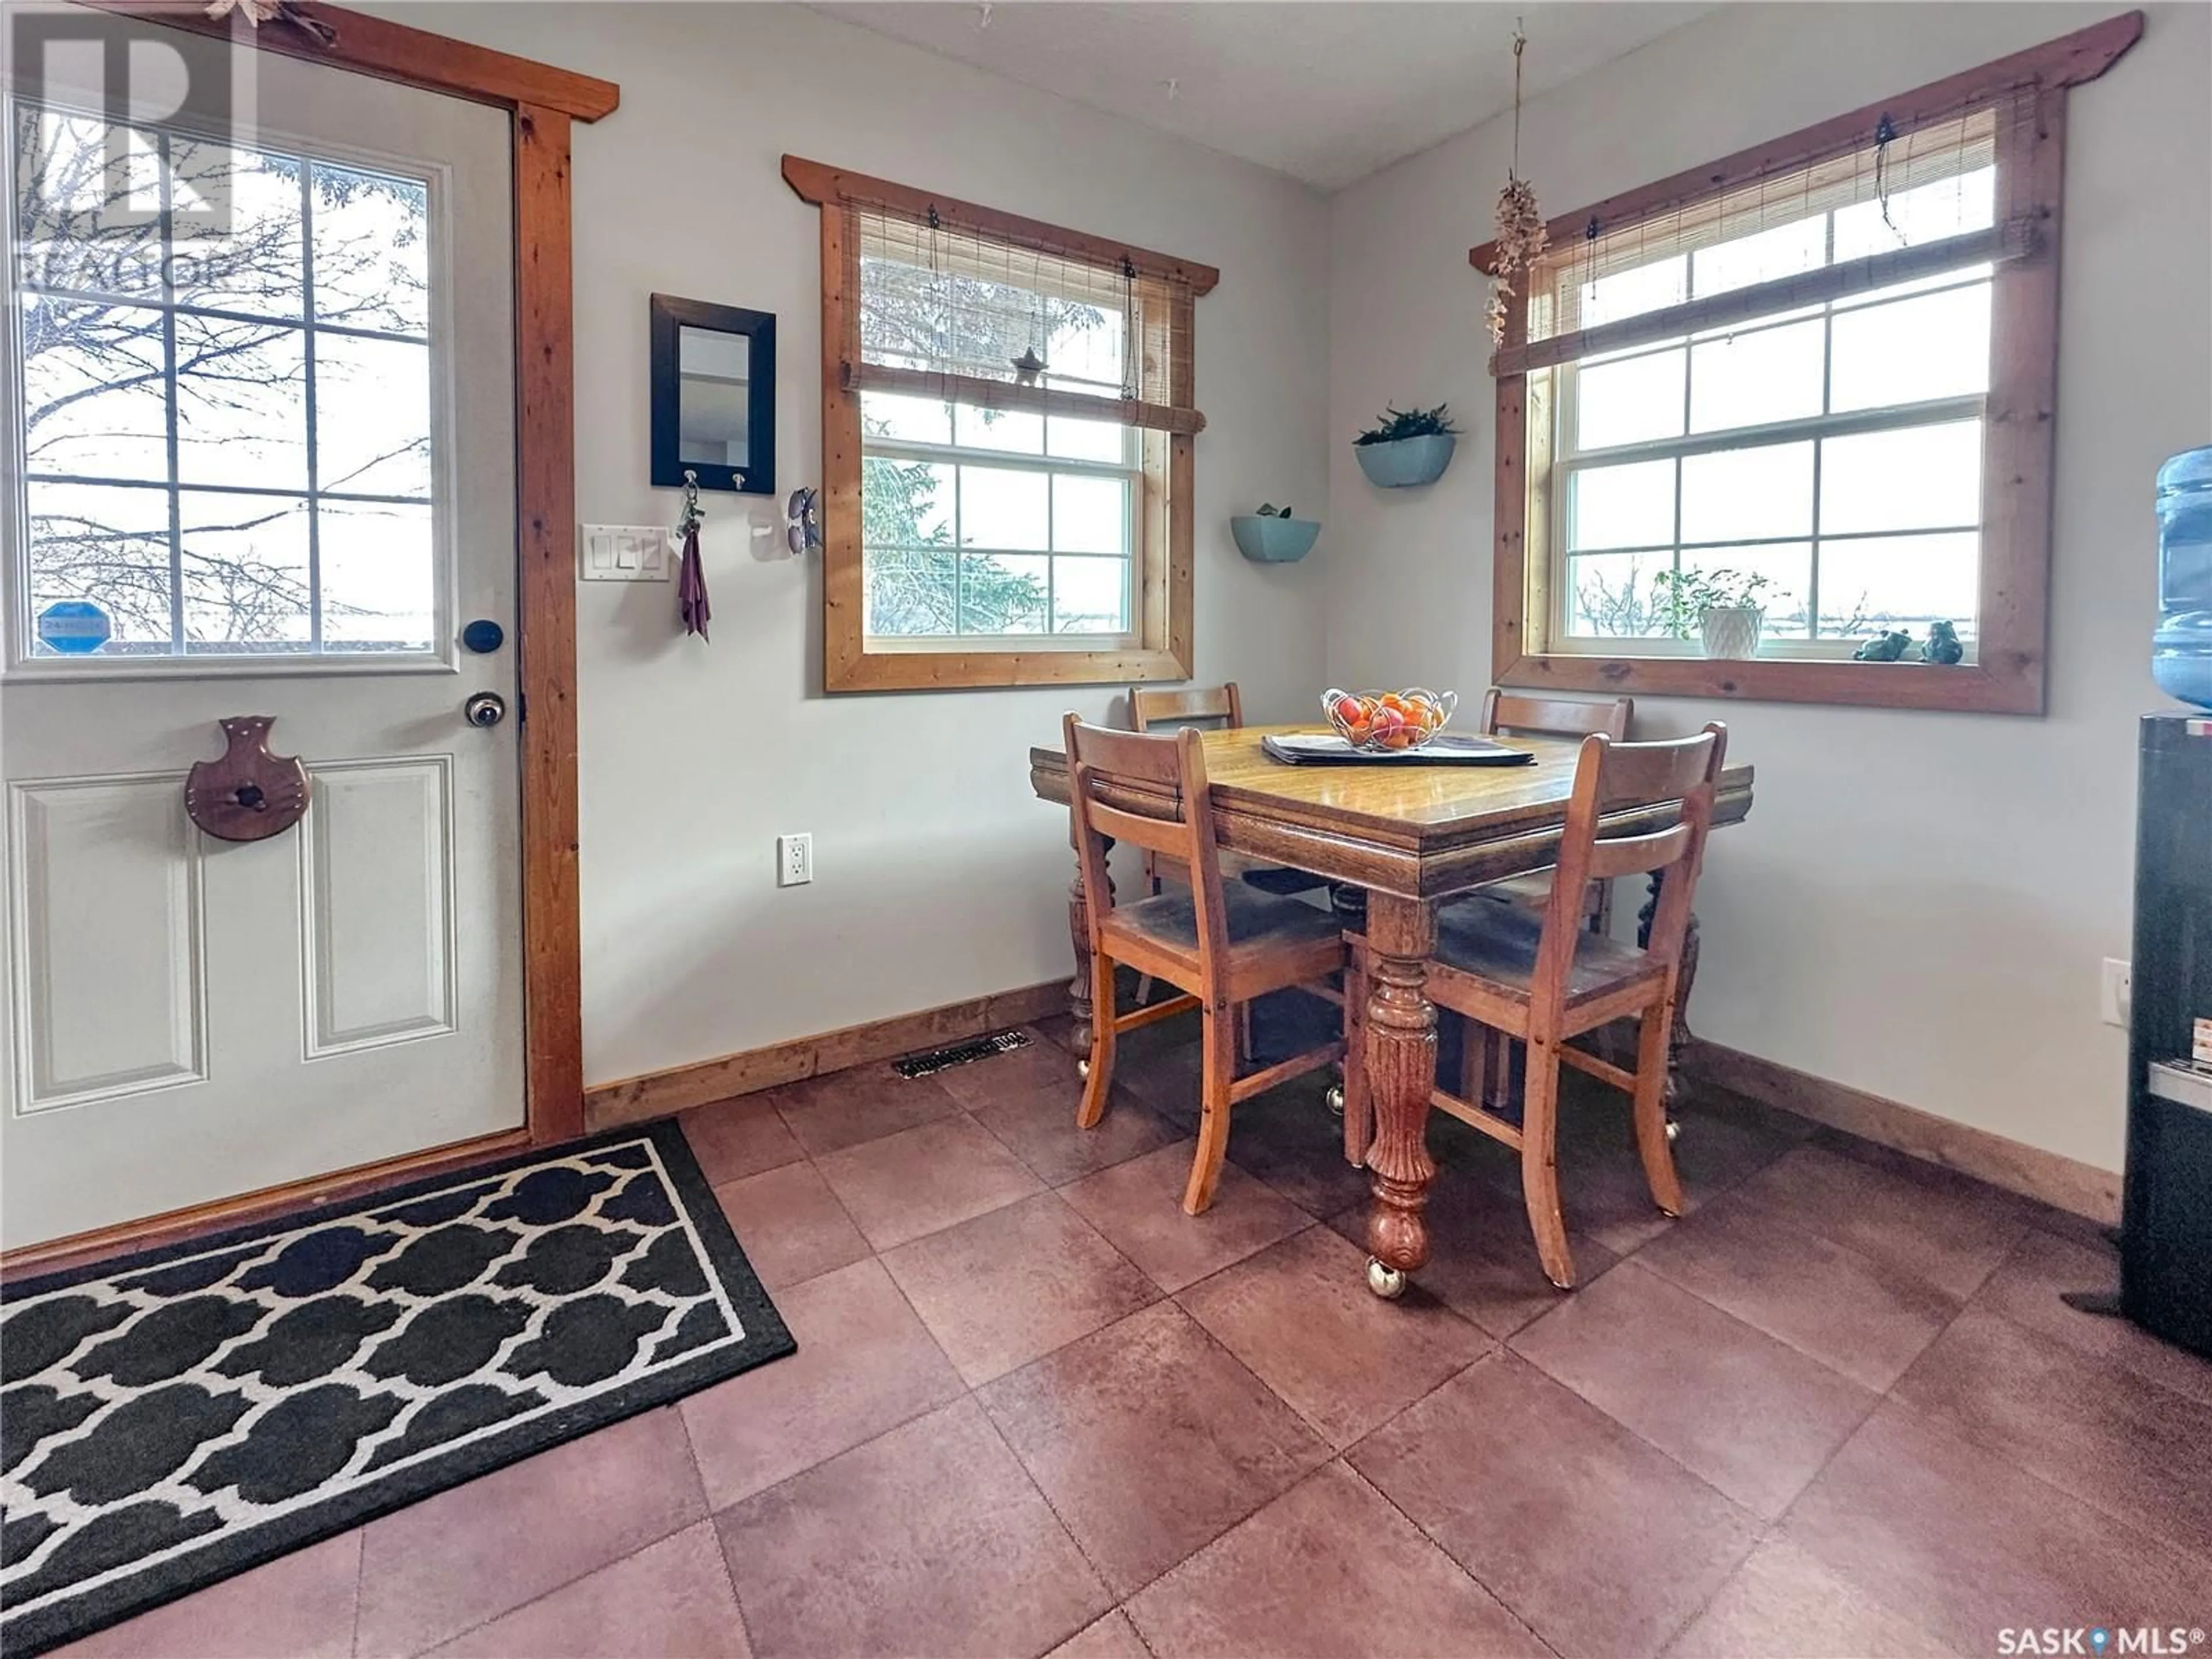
top-left (1487, 22), bottom-right (1548, 347)
top-left (203, 0), bottom-right (340, 47)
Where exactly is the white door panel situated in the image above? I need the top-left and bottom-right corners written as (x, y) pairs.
top-left (1, 27), bottom-right (522, 1245)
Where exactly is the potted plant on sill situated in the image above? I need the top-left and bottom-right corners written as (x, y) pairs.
top-left (1655, 567), bottom-right (1772, 660)
top-left (1353, 403), bottom-right (1460, 488)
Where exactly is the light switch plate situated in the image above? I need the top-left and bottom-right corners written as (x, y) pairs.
top-left (579, 524), bottom-right (672, 581)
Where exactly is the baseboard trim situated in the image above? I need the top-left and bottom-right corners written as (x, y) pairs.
top-left (1685, 1040), bottom-right (2120, 1225)
top-left (585, 979), bottom-right (1072, 1131)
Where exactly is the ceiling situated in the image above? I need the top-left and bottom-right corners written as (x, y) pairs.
top-left (812, 2), bottom-right (1715, 192)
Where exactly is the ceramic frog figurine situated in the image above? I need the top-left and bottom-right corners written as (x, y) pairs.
top-left (1922, 620), bottom-right (1964, 664)
top-left (1853, 629), bottom-right (1913, 662)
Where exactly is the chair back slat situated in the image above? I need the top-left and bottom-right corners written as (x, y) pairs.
top-left (1592, 732), bottom-right (1718, 810)
top-left (1584, 822), bottom-right (1694, 882)
top-left (1480, 688), bottom-right (1632, 742)
top-left (1532, 723), bottom-right (1726, 1021)
top-left (1065, 714), bottom-right (1231, 973)
top-left (1131, 682), bottom-right (1242, 732)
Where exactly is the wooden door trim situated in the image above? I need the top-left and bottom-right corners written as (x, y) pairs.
top-left (72, 0), bottom-right (620, 118)
top-left (3, 3), bottom-right (609, 1270)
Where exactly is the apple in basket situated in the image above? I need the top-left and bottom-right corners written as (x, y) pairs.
top-left (1321, 688), bottom-right (1459, 752)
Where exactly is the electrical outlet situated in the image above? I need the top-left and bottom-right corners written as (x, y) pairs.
top-left (777, 833), bottom-right (813, 888)
top-left (2100, 957), bottom-right (2131, 1028)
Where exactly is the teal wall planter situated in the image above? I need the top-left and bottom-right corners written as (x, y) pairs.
top-left (1355, 432), bottom-right (1456, 488)
top-left (1230, 514), bottom-right (1321, 563)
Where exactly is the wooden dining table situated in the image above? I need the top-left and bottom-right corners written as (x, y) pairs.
top-left (1029, 724), bottom-right (1756, 1294)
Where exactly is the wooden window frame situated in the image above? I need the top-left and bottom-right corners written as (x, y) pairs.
top-left (1472, 13), bottom-right (2142, 715)
top-left (783, 157), bottom-right (1214, 694)
top-left (5, 0), bottom-right (613, 1276)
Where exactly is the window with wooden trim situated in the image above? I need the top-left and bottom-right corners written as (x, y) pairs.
top-left (1477, 14), bottom-right (2142, 714)
top-left (783, 157), bottom-right (1214, 692)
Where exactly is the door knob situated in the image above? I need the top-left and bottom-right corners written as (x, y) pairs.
top-left (463, 692), bottom-right (506, 729)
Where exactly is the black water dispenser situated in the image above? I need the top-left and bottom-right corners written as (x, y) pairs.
top-left (2122, 712), bottom-right (2212, 1357)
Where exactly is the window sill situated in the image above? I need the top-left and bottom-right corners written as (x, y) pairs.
top-left (826, 642), bottom-right (1190, 693)
top-left (1497, 649), bottom-right (2043, 713)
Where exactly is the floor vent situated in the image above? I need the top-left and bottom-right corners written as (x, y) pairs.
top-left (893, 1029), bottom-right (1033, 1078)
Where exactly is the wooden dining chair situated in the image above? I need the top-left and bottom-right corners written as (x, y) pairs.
top-left (1348, 722), bottom-right (1726, 1289)
top-left (1130, 683), bottom-right (1327, 899)
top-left (1066, 714), bottom-right (1348, 1214)
top-left (1474, 689), bottom-right (1634, 933)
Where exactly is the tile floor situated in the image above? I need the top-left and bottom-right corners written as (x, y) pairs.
top-left (59, 1005), bottom-right (2212, 1659)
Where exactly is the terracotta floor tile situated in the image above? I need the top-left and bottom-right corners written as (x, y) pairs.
top-left (715, 1397), bottom-right (1109, 1659)
top-left (713, 1160), bottom-right (870, 1291)
top-left (769, 1062), bottom-right (961, 1159)
top-left (1891, 1304), bottom-right (2212, 1560)
top-left (1125, 1461), bottom-right (1548, 1659)
top-left (1971, 1228), bottom-right (2212, 1406)
top-left (1784, 1402), bottom-right (2210, 1655)
top-left (814, 1113), bottom-right (1044, 1251)
top-left (1350, 1350), bottom-right (1760, 1658)
top-left (424, 1521), bottom-right (749, 1658)
top-left (1177, 1226), bottom-right (1488, 1449)
top-left (355, 1406), bottom-right (705, 1657)
top-left (964, 1059), bottom-right (1176, 1187)
top-left (1634, 1188), bottom-right (1961, 1389)
top-left (1061, 1139), bottom-right (1312, 1294)
top-left (1663, 1537), bottom-right (1959, 1659)
top-left (1325, 1172), bottom-right (1619, 1338)
top-left (681, 1093), bottom-right (806, 1184)
top-left (929, 1031), bottom-right (1090, 1116)
top-left (1044, 1610), bottom-right (1152, 1659)
top-left (880, 1191), bottom-right (1160, 1386)
top-left (1510, 1260), bottom-right (1876, 1519)
top-left (679, 1256), bottom-right (963, 1512)
top-left (50, 1529), bottom-right (361, 1659)
top-left (979, 1300), bottom-right (1330, 1597)
top-left (1734, 1142), bottom-right (2033, 1300)
top-left (1224, 1085), bottom-right (1373, 1219)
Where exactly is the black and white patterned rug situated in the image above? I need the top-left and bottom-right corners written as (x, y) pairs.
top-left (0, 1121), bottom-right (793, 1656)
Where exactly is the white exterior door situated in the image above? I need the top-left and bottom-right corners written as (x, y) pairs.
top-left (0, 26), bottom-right (524, 1247)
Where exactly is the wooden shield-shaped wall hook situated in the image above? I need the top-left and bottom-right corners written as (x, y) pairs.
top-left (184, 716), bottom-right (309, 842)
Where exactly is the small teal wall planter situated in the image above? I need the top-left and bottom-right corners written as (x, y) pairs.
top-left (1355, 433), bottom-right (1456, 488)
top-left (1230, 514), bottom-right (1321, 563)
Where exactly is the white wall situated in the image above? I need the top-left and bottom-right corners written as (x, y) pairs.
top-left (1328, 3), bottom-right (2212, 1171)
top-left (384, 4), bottom-right (1332, 1088)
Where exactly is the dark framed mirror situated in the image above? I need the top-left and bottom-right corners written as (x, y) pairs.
top-left (650, 294), bottom-right (775, 494)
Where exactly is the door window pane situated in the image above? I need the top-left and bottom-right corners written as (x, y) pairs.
top-left (179, 490), bottom-right (312, 650)
top-left (315, 334), bottom-right (431, 498)
top-left (320, 500), bottom-right (435, 650)
top-left (1569, 459), bottom-right (1675, 551)
top-left (24, 480), bottom-right (173, 653)
top-left (9, 105), bottom-right (445, 662)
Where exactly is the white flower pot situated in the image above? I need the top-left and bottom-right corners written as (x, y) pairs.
top-left (1698, 605), bottom-right (1764, 659)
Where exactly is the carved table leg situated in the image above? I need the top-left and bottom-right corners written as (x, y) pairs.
top-left (1361, 892), bottom-right (1438, 1300)
top-left (1638, 871), bottom-right (1701, 1111)
top-left (1067, 830), bottom-right (1114, 1074)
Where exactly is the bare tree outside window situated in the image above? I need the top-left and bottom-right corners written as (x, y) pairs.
top-left (10, 104), bottom-right (438, 656)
